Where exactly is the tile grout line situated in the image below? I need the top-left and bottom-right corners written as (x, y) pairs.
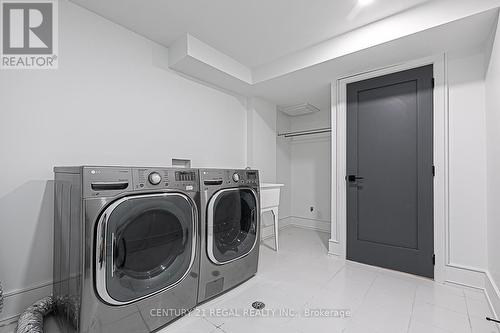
top-left (364, 273), bottom-right (379, 300)
top-left (215, 320), bottom-right (228, 333)
top-left (322, 264), bottom-right (347, 286)
top-left (137, 305), bottom-right (151, 331)
top-left (463, 293), bottom-right (500, 333)
top-left (341, 272), bottom-right (379, 332)
top-left (202, 317), bottom-right (221, 329)
top-left (313, 263), bottom-right (373, 333)
top-left (406, 286), bottom-right (418, 333)
top-left (463, 290), bottom-right (474, 333)
top-left (202, 305), bottom-right (229, 329)
top-left (302, 263), bottom-right (348, 307)
top-left (297, 263), bottom-right (346, 312)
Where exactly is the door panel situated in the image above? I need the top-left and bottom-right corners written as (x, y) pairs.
top-left (95, 193), bottom-right (196, 305)
top-left (346, 65), bottom-right (434, 278)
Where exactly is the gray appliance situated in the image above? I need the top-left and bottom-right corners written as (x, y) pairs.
top-left (197, 169), bottom-right (260, 303)
top-left (53, 166), bottom-right (200, 333)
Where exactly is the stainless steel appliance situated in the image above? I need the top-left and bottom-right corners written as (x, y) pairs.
top-left (197, 169), bottom-right (260, 303)
top-left (53, 166), bottom-right (200, 333)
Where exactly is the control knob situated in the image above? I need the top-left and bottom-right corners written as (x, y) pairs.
top-left (232, 173), bottom-right (240, 182)
top-left (148, 172), bottom-right (162, 185)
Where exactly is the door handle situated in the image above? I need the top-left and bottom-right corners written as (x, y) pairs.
top-left (347, 175), bottom-right (364, 183)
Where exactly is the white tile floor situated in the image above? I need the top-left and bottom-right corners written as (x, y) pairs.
top-left (1, 227), bottom-right (497, 333)
top-left (162, 227), bottom-right (499, 333)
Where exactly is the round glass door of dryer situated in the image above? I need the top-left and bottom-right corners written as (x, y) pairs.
top-left (207, 188), bottom-right (258, 264)
top-left (95, 193), bottom-right (197, 305)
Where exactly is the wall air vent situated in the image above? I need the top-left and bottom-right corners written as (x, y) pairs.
top-left (172, 158), bottom-right (191, 168)
top-left (278, 103), bottom-right (320, 116)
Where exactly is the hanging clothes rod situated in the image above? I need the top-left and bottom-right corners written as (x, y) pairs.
top-left (278, 127), bottom-right (332, 138)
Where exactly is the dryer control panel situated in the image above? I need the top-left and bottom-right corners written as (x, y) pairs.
top-left (200, 169), bottom-right (260, 189)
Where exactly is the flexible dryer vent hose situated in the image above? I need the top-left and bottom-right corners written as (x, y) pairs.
top-left (15, 296), bottom-right (55, 333)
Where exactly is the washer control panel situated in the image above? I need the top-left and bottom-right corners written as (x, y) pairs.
top-left (133, 168), bottom-right (198, 192)
top-left (84, 166), bottom-right (133, 198)
top-left (82, 166), bottom-right (199, 197)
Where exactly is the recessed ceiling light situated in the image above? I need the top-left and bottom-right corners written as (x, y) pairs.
top-left (358, 0), bottom-right (375, 6)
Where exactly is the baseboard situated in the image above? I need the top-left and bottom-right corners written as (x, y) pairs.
top-left (288, 216), bottom-right (330, 233)
top-left (485, 271), bottom-right (500, 320)
top-left (444, 264), bottom-right (500, 322)
top-left (261, 216), bottom-right (330, 240)
top-left (260, 216), bottom-right (292, 240)
top-left (328, 239), bottom-right (343, 257)
top-left (0, 281), bottom-right (52, 325)
top-left (444, 264), bottom-right (487, 289)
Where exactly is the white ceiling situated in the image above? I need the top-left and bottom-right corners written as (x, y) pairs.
top-left (70, 0), bottom-right (432, 68)
top-left (253, 9), bottom-right (499, 111)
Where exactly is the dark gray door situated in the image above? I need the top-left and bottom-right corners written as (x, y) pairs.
top-left (346, 65), bottom-right (434, 278)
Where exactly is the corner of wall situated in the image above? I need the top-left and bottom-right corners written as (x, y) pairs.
top-left (483, 10), bottom-right (500, 77)
top-left (484, 8), bottom-right (500, 324)
top-left (246, 97), bottom-right (254, 169)
top-left (246, 97), bottom-right (278, 183)
top-left (486, 271), bottom-right (500, 320)
top-left (276, 110), bottom-right (292, 220)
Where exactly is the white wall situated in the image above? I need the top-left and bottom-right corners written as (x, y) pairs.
top-left (447, 51), bottom-right (489, 269)
top-left (272, 110), bottom-right (294, 239)
top-left (276, 111), bottom-right (292, 221)
top-left (0, 0), bottom-right (248, 322)
top-left (246, 97), bottom-right (279, 238)
top-left (276, 109), bottom-right (331, 232)
top-left (246, 97), bottom-right (277, 183)
top-left (485, 12), bottom-right (500, 314)
top-left (290, 110), bottom-right (331, 231)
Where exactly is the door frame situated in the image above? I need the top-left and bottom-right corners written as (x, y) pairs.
top-left (329, 54), bottom-right (447, 283)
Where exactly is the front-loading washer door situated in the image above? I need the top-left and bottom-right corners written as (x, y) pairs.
top-left (207, 188), bottom-right (259, 264)
top-left (95, 193), bottom-right (196, 305)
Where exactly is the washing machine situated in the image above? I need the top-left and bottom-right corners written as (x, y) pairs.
top-left (53, 166), bottom-right (200, 333)
top-left (197, 169), bottom-right (260, 303)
